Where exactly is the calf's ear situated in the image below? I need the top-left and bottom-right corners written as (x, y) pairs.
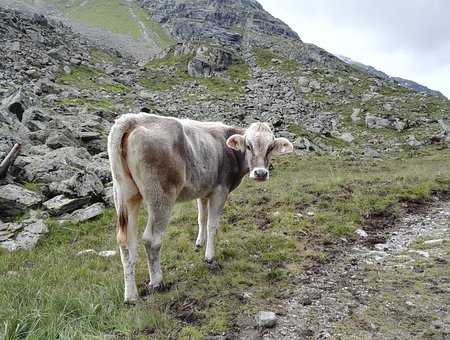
top-left (226, 134), bottom-right (245, 152)
top-left (273, 137), bottom-right (294, 154)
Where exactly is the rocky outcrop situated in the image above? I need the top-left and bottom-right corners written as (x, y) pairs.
top-left (187, 45), bottom-right (233, 77)
top-left (140, 0), bottom-right (299, 46)
top-left (0, 213), bottom-right (48, 251)
top-left (0, 184), bottom-right (44, 218)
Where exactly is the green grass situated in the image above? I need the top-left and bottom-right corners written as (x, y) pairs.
top-left (141, 53), bottom-right (250, 97)
top-left (56, 65), bottom-right (130, 94)
top-left (1, 152), bottom-right (449, 338)
top-left (135, 5), bottom-right (174, 48)
top-left (22, 182), bottom-right (44, 193)
top-left (90, 48), bottom-right (120, 65)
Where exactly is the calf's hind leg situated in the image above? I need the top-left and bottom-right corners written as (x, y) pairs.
top-left (142, 198), bottom-right (173, 289)
top-left (118, 197), bottom-right (141, 303)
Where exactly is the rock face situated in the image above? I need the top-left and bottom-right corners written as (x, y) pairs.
top-left (140, 0), bottom-right (298, 46)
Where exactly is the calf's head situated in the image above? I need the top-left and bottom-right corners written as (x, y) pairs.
top-left (226, 122), bottom-right (294, 181)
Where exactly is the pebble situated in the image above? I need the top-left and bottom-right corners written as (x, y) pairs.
top-left (355, 229), bottom-right (368, 238)
top-left (98, 250), bottom-right (117, 257)
top-left (257, 311), bottom-right (277, 328)
top-left (424, 239), bottom-right (444, 246)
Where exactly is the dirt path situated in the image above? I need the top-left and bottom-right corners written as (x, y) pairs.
top-left (263, 199), bottom-right (450, 339)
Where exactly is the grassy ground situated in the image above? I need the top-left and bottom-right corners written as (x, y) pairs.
top-left (1, 150), bottom-right (450, 339)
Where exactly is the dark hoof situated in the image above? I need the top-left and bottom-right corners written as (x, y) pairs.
top-left (124, 299), bottom-right (138, 306)
top-left (195, 244), bottom-right (202, 252)
top-left (147, 281), bottom-right (172, 293)
top-left (205, 259), bottom-right (222, 272)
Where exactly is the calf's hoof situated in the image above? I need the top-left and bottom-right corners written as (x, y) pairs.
top-left (146, 281), bottom-right (172, 293)
top-left (205, 259), bottom-right (222, 272)
top-left (195, 244), bottom-right (203, 252)
top-left (124, 297), bottom-right (138, 305)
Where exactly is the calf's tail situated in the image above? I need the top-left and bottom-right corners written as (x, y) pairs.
top-left (107, 115), bottom-right (136, 246)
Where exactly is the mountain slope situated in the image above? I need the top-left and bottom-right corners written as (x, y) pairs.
top-left (4, 0), bottom-right (174, 59)
top-left (337, 55), bottom-right (446, 99)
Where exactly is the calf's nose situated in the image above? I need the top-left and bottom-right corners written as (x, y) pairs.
top-left (254, 168), bottom-right (268, 179)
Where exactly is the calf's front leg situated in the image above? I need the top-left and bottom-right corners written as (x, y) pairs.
top-left (205, 188), bottom-right (228, 263)
top-left (195, 198), bottom-right (208, 250)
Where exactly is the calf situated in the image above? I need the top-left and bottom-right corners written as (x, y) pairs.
top-left (107, 113), bottom-right (293, 302)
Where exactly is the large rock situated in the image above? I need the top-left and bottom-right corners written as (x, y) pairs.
top-left (43, 195), bottom-right (90, 216)
top-left (0, 215), bottom-right (48, 251)
top-left (256, 311), bottom-right (277, 328)
top-left (60, 202), bottom-right (105, 223)
top-left (48, 171), bottom-right (104, 198)
top-left (304, 112), bottom-right (340, 135)
top-left (187, 45), bottom-right (233, 77)
top-left (13, 147), bottom-right (92, 183)
top-left (0, 184), bottom-right (44, 218)
top-left (365, 114), bottom-right (391, 129)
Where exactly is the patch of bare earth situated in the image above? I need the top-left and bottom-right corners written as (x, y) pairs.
top-left (234, 195), bottom-right (450, 339)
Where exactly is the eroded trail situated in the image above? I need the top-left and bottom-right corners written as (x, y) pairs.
top-left (265, 199), bottom-right (450, 339)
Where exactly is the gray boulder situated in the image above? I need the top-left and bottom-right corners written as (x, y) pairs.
top-left (304, 112), bottom-right (340, 135)
top-left (365, 114), bottom-right (391, 129)
top-left (256, 311), bottom-right (277, 328)
top-left (43, 195), bottom-right (90, 216)
top-left (0, 184), bottom-right (44, 218)
top-left (187, 45), bottom-right (233, 77)
top-left (102, 185), bottom-right (114, 207)
top-left (60, 202), bottom-right (105, 223)
top-left (48, 171), bottom-right (104, 198)
top-left (14, 147), bottom-right (92, 183)
top-left (0, 215), bottom-right (48, 251)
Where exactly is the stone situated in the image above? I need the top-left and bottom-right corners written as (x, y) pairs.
top-left (75, 249), bottom-right (117, 257)
top-left (407, 135), bottom-right (422, 148)
top-left (355, 229), bottom-right (368, 238)
top-left (61, 202), bottom-right (105, 223)
top-left (374, 243), bottom-right (388, 251)
top-left (304, 112), bottom-right (340, 135)
top-left (187, 45), bottom-right (233, 77)
top-left (63, 66), bottom-right (71, 75)
top-left (351, 108), bottom-right (361, 123)
top-left (76, 249), bottom-right (97, 256)
top-left (365, 114), bottom-right (391, 129)
top-left (424, 239), bottom-right (444, 246)
top-left (0, 216), bottom-right (48, 251)
top-left (46, 131), bottom-right (76, 149)
top-left (47, 46), bottom-right (66, 60)
top-left (0, 184), bottom-right (44, 218)
top-left (337, 132), bottom-right (354, 143)
top-left (43, 195), bottom-right (90, 216)
top-left (98, 250), bottom-right (117, 257)
top-left (257, 311), bottom-right (277, 328)
top-left (48, 171), bottom-right (104, 198)
top-left (103, 185), bottom-right (115, 207)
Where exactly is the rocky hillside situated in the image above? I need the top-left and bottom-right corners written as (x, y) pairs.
top-left (337, 55), bottom-right (447, 99)
top-left (1, 1), bottom-right (450, 251)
